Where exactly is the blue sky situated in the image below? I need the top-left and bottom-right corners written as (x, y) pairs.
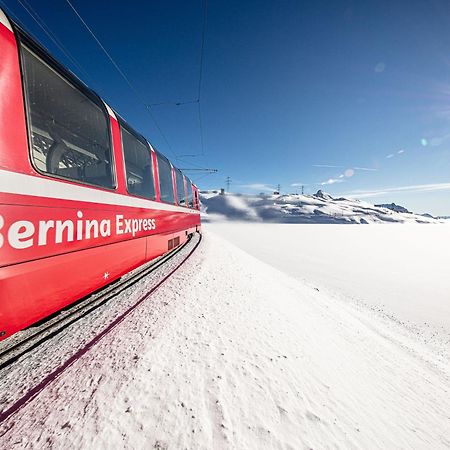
top-left (2, 0), bottom-right (450, 214)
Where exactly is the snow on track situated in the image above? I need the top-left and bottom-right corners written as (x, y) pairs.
top-left (1, 231), bottom-right (449, 449)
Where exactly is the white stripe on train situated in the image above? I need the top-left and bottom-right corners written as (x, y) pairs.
top-left (0, 169), bottom-right (199, 214)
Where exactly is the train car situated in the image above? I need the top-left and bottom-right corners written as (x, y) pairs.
top-left (0, 9), bottom-right (201, 341)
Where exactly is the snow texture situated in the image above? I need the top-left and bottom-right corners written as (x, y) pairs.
top-left (209, 222), bottom-right (450, 335)
top-left (1, 226), bottom-right (449, 449)
top-left (200, 191), bottom-right (444, 224)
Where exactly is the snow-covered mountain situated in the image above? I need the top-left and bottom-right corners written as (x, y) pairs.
top-left (200, 190), bottom-right (444, 224)
top-left (374, 203), bottom-right (411, 214)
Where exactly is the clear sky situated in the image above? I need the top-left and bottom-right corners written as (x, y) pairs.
top-left (2, 0), bottom-right (450, 214)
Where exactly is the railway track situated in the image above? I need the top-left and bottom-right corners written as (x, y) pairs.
top-left (0, 232), bottom-right (201, 426)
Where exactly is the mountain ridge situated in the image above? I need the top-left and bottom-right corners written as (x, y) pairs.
top-left (200, 190), bottom-right (445, 224)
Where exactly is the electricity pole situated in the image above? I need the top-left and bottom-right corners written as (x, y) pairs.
top-left (226, 176), bottom-right (232, 192)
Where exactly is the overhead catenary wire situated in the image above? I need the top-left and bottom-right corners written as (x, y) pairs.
top-left (147, 99), bottom-right (199, 107)
top-left (0, 0), bottom-right (93, 85)
top-left (146, 0), bottom-right (208, 158)
top-left (64, 0), bottom-right (178, 162)
top-left (196, 0), bottom-right (208, 156)
top-left (191, 171), bottom-right (215, 184)
top-left (178, 168), bottom-right (217, 172)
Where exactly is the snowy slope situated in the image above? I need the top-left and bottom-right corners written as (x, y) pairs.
top-left (1, 229), bottom-right (449, 449)
top-left (209, 222), bottom-right (450, 335)
top-left (200, 190), bottom-right (444, 224)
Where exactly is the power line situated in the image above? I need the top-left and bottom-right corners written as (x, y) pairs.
top-left (64, 0), bottom-right (178, 161)
top-left (197, 0), bottom-right (208, 156)
top-left (146, 0), bottom-right (208, 158)
top-left (191, 171), bottom-right (215, 183)
top-left (197, 0), bottom-right (208, 103)
top-left (5, 0), bottom-right (93, 85)
top-left (178, 168), bottom-right (217, 172)
top-left (147, 99), bottom-right (198, 107)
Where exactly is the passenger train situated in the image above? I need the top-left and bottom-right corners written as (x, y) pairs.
top-left (0, 8), bottom-right (201, 341)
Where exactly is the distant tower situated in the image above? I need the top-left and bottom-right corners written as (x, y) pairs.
top-left (226, 176), bottom-right (232, 192)
top-left (277, 184), bottom-right (281, 193)
top-left (301, 185), bottom-right (304, 195)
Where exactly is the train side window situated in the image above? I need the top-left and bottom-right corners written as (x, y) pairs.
top-left (187, 179), bottom-right (194, 208)
top-left (156, 153), bottom-right (175, 204)
top-left (174, 169), bottom-right (186, 206)
top-left (121, 125), bottom-right (155, 199)
top-left (21, 45), bottom-right (114, 189)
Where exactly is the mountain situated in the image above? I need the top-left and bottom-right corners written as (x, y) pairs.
top-left (374, 203), bottom-right (411, 214)
top-left (199, 190), bottom-right (445, 224)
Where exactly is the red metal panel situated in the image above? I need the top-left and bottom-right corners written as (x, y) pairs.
top-left (171, 166), bottom-right (178, 205)
top-left (0, 23), bottom-right (30, 174)
top-left (151, 150), bottom-right (161, 201)
top-left (183, 176), bottom-right (189, 206)
top-left (109, 115), bottom-right (127, 194)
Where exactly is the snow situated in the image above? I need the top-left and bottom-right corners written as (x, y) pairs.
top-left (200, 191), bottom-right (445, 224)
top-left (209, 222), bottom-right (450, 334)
top-left (1, 227), bottom-right (450, 449)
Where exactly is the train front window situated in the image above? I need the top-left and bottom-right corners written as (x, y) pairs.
top-left (174, 169), bottom-right (186, 206)
top-left (121, 125), bottom-right (155, 199)
top-left (21, 45), bottom-right (114, 189)
top-left (156, 153), bottom-right (175, 204)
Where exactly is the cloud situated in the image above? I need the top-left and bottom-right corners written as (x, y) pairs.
top-left (238, 183), bottom-right (274, 192)
top-left (386, 149), bottom-right (406, 159)
top-left (353, 166), bottom-right (378, 171)
top-left (291, 182), bottom-right (307, 187)
top-left (314, 164), bottom-right (378, 172)
top-left (313, 164), bottom-right (344, 169)
top-left (343, 191), bottom-right (390, 199)
top-left (320, 178), bottom-right (345, 186)
top-left (340, 182), bottom-right (450, 199)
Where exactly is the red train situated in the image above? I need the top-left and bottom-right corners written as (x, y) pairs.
top-left (0, 9), bottom-right (201, 341)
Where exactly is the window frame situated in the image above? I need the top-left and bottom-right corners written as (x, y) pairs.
top-left (186, 177), bottom-right (195, 209)
top-left (174, 167), bottom-right (188, 207)
top-left (194, 187), bottom-right (200, 210)
top-left (155, 151), bottom-right (176, 205)
top-left (17, 28), bottom-right (117, 191)
top-left (118, 118), bottom-right (156, 200)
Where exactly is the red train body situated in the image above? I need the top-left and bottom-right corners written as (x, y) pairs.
top-left (0, 9), bottom-right (201, 340)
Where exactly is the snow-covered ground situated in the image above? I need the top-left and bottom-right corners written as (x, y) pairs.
top-left (209, 223), bottom-right (450, 335)
top-left (1, 227), bottom-right (449, 449)
top-left (200, 191), bottom-right (445, 224)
